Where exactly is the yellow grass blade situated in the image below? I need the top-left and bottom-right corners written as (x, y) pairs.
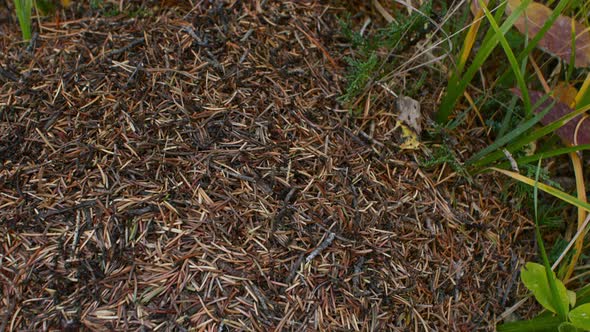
top-left (564, 152), bottom-right (588, 281)
top-left (491, 167), bottom-right (590, 214)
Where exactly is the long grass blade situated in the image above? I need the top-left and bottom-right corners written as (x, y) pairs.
top-left (563, 152), bottom-right (588, 281)
top-left (14, 0), bottom-right (33, 41)
top-left (456, 5), bottom-right (484, 77)
top-left (495, 144), bottom-right (590, 169)
top-left (574, 72), bottom-right (590, 109)
top-left (466, 94), bottom-right (551, 165)
top-left (532, 161), bottom-right (568, 321)
top-left (436, 0), bottom-right (532, 123)
top-left (478, 0), bottom-right (531, 112)
top-left (492, 167), bottom-right (590, 213)
top-left (495, 0), bottom-right (573, 88)
top-left (471, 102), bottom-right (590, 169)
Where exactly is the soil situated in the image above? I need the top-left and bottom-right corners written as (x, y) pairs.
top-left (1, 1), bottom-right (537, 331)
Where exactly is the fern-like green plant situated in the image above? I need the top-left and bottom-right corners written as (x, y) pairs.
top-left (338, 2), bottom-right (434, 105)
top-left (340, 54), bottom-right (379, 104)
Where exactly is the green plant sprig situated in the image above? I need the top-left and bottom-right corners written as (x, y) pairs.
top-left (496, 161), bottom-right (590, 331)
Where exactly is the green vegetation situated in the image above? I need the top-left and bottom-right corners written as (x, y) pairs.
top-left (421, 142), bottom-right (469, 179)
top-left (341, 53), bottom-right (379, 105)
top-left (498, 164), bottom-right (590, 331)
top-left (339, 0), bottom-right (590, 329)
top-left (14, 0), bottom-right (33, 40)
top-left (338, 3), bottom-right (434, 105)
top-left (7, 0), bottom-right (590, 327)
top-left (10, 0), bottom-right (156, 41)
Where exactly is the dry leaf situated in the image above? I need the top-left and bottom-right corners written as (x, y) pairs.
top-left (507, 0), bottom-right (590, 68)
top-left (394, 95), bottom-right (422, 150)
top-left (394, 121), bottom-right (421, 150)
top-left (396, 95), bottom-right (422, 134)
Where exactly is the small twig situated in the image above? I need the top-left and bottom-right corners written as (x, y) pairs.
top-left (238, 49), bottom-right (249, 64)
top-left (358, 130), bottom-right (385, 147)
top-left (125, 61), bottom-right (144, 88)
top-left (350, 181), bottom-right (361, 230)
top-left (104, 37), bottom-right (145, 58)
top-left (240, 28), bottom-right (254, 42)
top-left (250, 283), bottom-right (272, 311)
top-left (314, 219), bottom-right (352, 243)
top-left (377, 82), bottom-right (398, 98)
top-left (306, 232), bottom-right (336, 263)
top-left (181, 26), bottom-right (209, 46)
top-left (340, 126), bottom-right (369, 146)
top-left (498, 297), bottom-right (529, 322)
top-left (71, 212), bottom-right (82, 253)
top-left (122, 205), bottom-right (157, 217)
top-left (286, 254), bottom-right (305, 284)
top-left (36, 200), bottom-right (97, 221)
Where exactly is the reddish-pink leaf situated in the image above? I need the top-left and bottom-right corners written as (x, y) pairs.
top-left (514, 89), bottom-right (589, 146)
top-left (507, 0), bottom-right (590, 68)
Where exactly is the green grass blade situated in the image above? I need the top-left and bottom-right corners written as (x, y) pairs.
top-left (471, 103), bottom-right (590, 169)
top-left (492, 167), bottom-right (590, 214)
top-left (533, 161), bottom-right (568, 320)
top-left (497, 95), bottom-right (519, 138)
top-left (14, 0), bottom-right (33, 41)
top-left (495, 144), bottom-right (590, 169)
top-left (495, 0), bottom-right (573, 88)
top-left (518, 0), bottom-right (571, 61)
top-left (466, 95), bottom-right (551, 165)
top-left (436, 0), bottom-right (532, 123)
top-left (478, 0), bottom-right (531, 113)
